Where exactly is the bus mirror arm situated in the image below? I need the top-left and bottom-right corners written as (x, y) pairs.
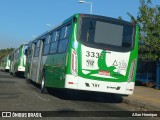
top-left (24, 49), bottom-right (28, 56)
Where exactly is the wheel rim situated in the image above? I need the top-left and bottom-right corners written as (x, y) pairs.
top-left (41, 77), bottom-right (45, 90)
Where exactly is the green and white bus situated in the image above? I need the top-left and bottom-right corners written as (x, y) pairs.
top-left (0, 59), bottom-right (3, 70)
top-left (0, 59), bottom-right (4, 71)
top-left (0, 55), bottom-right (11, 72)
top-left (0, 60), bottom-right (2, 70)
top-left (10, 44), bottom-right (28, 76)
top-left (25, 14), bottom-right (139, 95)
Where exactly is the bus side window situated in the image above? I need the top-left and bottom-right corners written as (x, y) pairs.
top-left (28, 43), bottom-right (32, 58)
top-left (43, 35), bottom-right (51, 55)
top-left (34, 41), bottom-right (40, 57)
top-left (49, 30), bottom-right (60, 54)
top-left (28, 47), bottom-right (31, 58)
top-left (58, 24), bottom-right (71, 53)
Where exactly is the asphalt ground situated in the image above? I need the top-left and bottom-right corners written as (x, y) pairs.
top-left (0, 71), bottom-right (159, 120)
top-left (123, 85), bottom-right (160, 111)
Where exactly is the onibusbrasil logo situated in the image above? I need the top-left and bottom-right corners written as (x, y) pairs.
top-left (1, 112), bottom-right (42, 118)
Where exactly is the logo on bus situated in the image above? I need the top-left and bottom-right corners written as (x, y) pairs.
top-left (86, 59), bottom-right (94, 68)
top-left (107, 86), bottom-right (121, 90)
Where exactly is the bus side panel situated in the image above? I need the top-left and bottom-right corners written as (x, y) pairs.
top-left (44, 54), bottom-right (67, 88)
top-left (31, 57), bottom-right (39, 82)
top-left (14, 47), bottom-right (21, 74)
top-left (43, 20), bottom-right (75, 89)
top-left (125, 25), bottom-right (139, 94)
top-left (64, 16), bottom-right (78, 89)
top-left (25, 42), bottom-right (39, 81)
top-left (18, 46), bottom-right (26, 72)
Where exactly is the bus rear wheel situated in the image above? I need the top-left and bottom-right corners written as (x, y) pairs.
top-left (41, 76), bottom-right (48, 94)
top-left (13, 72), bottom-right (17, 77)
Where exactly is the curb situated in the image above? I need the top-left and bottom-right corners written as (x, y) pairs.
top-left (122, 97), bottom-right (160, 111)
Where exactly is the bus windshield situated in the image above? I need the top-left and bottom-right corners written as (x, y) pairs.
top-left (79, 17), bottom-right (135, 48)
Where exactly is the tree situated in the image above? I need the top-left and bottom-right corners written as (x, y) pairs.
top-left (128, 0), bottom-right (160, 61)
top-left (0, 48), bottom-right (14, 61)
top-left (118, 16), bottom-right (123, 20)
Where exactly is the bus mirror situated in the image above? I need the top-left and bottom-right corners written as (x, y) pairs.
top-left (24, 49), bottom-right (28, 56)
top-left (73, 16), bottom-right (77, 23)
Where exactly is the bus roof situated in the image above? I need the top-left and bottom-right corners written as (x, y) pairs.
top-left (29, 13), bottom-right (135, 43)
top-left (30, 14), bottom-right (76, 43)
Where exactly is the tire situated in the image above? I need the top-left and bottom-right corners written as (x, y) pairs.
top-left (26, 73), bottom-right (30, 80)
top-left (13, 72), bottom-right (16, 77)
top-left (26, 78), bottom-right (31, 84)
top-left (41, 75), bottom-right (48, 94)
top-left (110, 94), bottom-right (123, 103)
